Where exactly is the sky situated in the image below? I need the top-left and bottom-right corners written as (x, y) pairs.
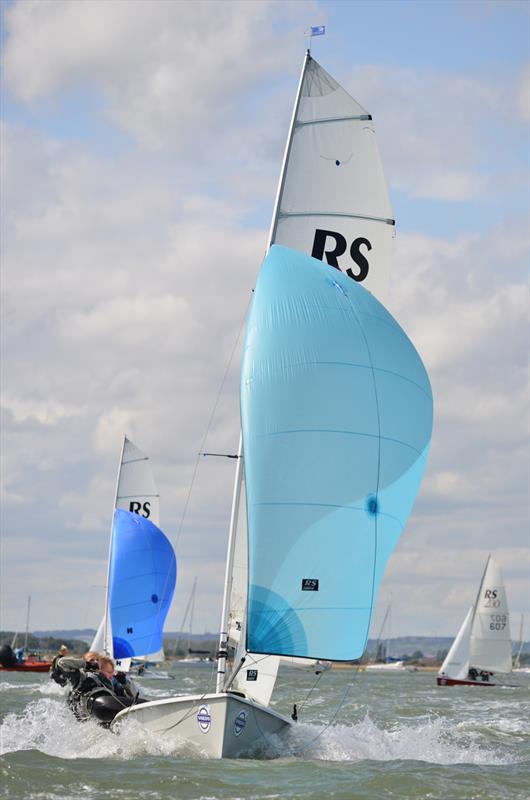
top-left (1, 0), bottom-right (529, 643)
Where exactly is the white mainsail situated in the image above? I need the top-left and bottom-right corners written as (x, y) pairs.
top-left (438, 606), bottom-right (473, 681)
top-left (115, 436), bottom-right (160, 525)
top-left (91, 436), bottom-right (162, 664)
top-left (469, 556), bottom-right (511, 673)
top-left (269, 53), bottom-right (394, 301)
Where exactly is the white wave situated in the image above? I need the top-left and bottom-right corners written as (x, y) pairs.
top-left (0, 697), bottom-right (192, 760)
top-left (284, 714), bottom-right (514, 766)
top-left (0, 679), bottom-right (66, 696)
top-left (0, 697), bottom-right (517, 766)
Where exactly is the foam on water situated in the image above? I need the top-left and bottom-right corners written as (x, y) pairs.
top-left (1, 698), bottom-right (516, 766)
top-left (0, 679), bottom-right (66, 697)
top-left (0, 697), bottom-right (189, 759)
top-left (286, 713), bottom-right (514, 765)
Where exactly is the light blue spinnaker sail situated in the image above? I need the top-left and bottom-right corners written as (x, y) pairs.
top-left (108, 509), bottom-right (177, 660)
top-left (241, 245), bottom-right (432, 661)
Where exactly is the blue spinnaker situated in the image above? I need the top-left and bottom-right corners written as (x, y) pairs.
top-left (108, 509), bottom-right (176, 660)
top-left (241, 245), bottom-right (433, 661)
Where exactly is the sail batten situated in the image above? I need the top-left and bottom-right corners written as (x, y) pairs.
top-left (279, 212), bottom-right (395, 225)
top-left (295, 114), bottom-right (373, 126)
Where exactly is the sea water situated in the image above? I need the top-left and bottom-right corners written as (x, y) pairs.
top-left (1, 665), bottom-right (528, 799)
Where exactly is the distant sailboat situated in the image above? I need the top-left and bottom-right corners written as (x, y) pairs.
top-left (90, 436), bottom-right (176, 672)
top-left (437, 556), bottom-right (511, 687)
top-left (173, 577), bottom-right (212, 663)
top-left (112, 53), bottom-right (432, 758)
top-left (364, 600), bottom-right (407, 671)
top-left (0, 595), bottom-right (52, 673)
top-left (512, 615), bottom-right (529, 673)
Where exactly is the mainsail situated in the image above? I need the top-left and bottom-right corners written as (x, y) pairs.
top-left (115, 436), bottom-right (160, 525)
top-left (469, 556), bottom-right (511, 673)
top-left (241, 245), bottom-right (433, 660)
top-left (269, 53), bottom-right (394, 301)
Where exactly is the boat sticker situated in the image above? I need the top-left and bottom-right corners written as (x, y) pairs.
top-left (246, 669), bottom-right (258, 681)
top-left (234, 710), bottom-right (247, 737)
top-left (197, 705), bottom-right (211, 733)
top-left (302, 578), bottom-right (319, 591)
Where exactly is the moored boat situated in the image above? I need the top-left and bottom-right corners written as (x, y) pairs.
top-left (0, 646), bottom-right (52, 673)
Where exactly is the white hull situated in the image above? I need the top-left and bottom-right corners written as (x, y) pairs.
top-left (364, 660), bottom-right (407, 672)
top-left (112, 692), bottom-right (291, 758)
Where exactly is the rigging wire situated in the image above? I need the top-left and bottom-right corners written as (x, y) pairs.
top-left (174, 291), bottom-right (252, 551)
top-left (143, 291), bottom-right (252, 660)
top-left (248, 664), bottom-right (362, 757)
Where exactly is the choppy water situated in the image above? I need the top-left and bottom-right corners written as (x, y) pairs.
top-left (1, 665), bottom-right (528, 799)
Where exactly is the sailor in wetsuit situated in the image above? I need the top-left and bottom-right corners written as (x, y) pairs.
top-left (97, 656), bottom-right (138, 702)
top-left (53, 651), bottom-right (141, 724)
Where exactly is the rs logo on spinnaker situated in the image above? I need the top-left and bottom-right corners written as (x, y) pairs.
top-left (311, 228), bottom-right (372, 282)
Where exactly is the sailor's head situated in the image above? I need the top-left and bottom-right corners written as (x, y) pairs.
top-left (99, 656), bottom-right (115, 680)
top-left (59, 645), bottom-right (68, 654)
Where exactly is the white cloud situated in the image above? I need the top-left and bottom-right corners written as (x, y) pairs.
top-left (346, 64), bottom-right (528, 202)
top-left (2, 0), bottom-right (315, 151)
top-left (1, 2), bottom-right (528, 636)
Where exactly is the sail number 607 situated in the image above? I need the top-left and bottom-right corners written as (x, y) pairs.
top-left (489, 614), bottom-right (506, 631)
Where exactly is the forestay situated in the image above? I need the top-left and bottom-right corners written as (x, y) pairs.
top-left (470, 556), bottom-right (511, 673)
top-left (269, 54), bottom-right (394, 301)
top-left (241, 245), bottom-right (432, 661)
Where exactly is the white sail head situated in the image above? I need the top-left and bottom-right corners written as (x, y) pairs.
top-left (271, 55), bottom-right (394, 301)
top-left (116, 436), bottom-right (160, 525)
top-left (438, 606), bottom-right (473, 680)
top-left (470, 557), bottom-right (512, 673)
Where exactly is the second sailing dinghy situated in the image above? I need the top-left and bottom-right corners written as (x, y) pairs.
top-left (437, 556), bottom-right (511, 687)
top-left (112, 54), bottom-right (432, 758)
top-left (91, 436), bottom-right (177, 673)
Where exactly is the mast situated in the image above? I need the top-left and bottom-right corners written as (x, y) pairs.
top-left (267, 50), bottom-right (311, 249)
top-left (514, 614), bottom-right (524, 668)
top-left (102, 434), bottom-right (127, 656)
top-left (216, 435), bottom-right (244, 693)
top-left (216, 55), bottom-right (311, 693)
top-left (24, 595), bottom-right (31, 651)
top-left (470, 554), bottom-right (491, 635)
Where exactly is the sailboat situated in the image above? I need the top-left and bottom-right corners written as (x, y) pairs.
top-left (437, 556), bottom-right (511, 687)
top-left (364, 600), bottom-right (407, 671)
top-left (512, 615), bottom-right (529, 673)
top-left (90, 436), bottom-right (177, 672)
top-left (112, 52), bottom-right (432, 758)
top-left (173, 577), bottom-right (213, 663)
top-left (0, 596), bottom-right (52, 673)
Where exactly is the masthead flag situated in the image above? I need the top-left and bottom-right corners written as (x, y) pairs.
top-left (308, 25), bottom-right (325, 37)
